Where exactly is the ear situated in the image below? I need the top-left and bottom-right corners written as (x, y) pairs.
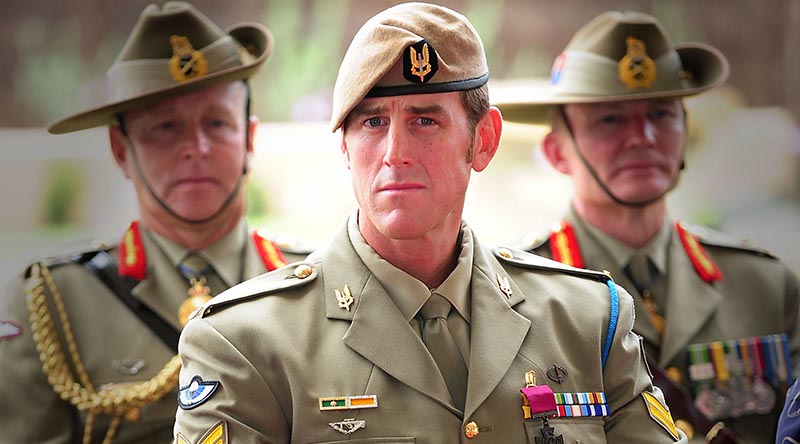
top-left (245, 115), bottom-right (259, 173)
top-left (340, 131), bottom-right (351, 170)
top-left (541, 130), bottom-right (572, 175)
top-left (108, 126), bottom-right (132, 179)
top-left (470, 107), bottom-right (502, 172)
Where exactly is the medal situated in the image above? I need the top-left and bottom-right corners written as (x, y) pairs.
top-left (178, 276), bottom-right (212, 327)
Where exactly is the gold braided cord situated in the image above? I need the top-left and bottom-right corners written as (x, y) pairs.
top-left (26, 262), bottom-right (181, 442)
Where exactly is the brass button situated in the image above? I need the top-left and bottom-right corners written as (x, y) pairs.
top-left (464, 421), bottom-right (479, 438)
top-left (675, 419), bottom-right (694, 439)
top-left (293, 264), bottom-right (312, 279)
top-left (665, 366), bottom-right (683, 384)
top-left (497, 248), bottom-right (513, 259)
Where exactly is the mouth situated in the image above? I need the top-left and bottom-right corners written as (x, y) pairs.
top-left (378, 182), bottom-right (425, 192)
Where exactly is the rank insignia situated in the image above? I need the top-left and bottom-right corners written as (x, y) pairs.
top-left (618, 36), bottom-right (657, 89)
top-left (178, 376), bottom-right (220, 410)
top-left (403, 39), bottom-right (438, 84)
top-left (176, 420), bottom-right (228, 444)
top-left (169, 35), bottom-right (209, 82)
top-left (329, 418), bottom-right (366, 435)
top-left (319, 394), bottom-right (378, 411)
top-left (643, 391), bottom-right (679, 440)
top-left (0, 320), bottom-right (22, 340)
top-left (335, 285), bottom-right (355, 311)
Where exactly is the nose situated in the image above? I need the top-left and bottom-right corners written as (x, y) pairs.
top-left (383, 123), bottom-right (413, 167)
top-left (627, 115), bottom-right (656, 148)
top-left (181, 124), bottom-right (211, 159)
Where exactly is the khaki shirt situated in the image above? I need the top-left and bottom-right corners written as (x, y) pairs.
top-left (521, 206), bottom-right (800, 444)
top-left (0, 220), bottom-right (307, 444)
top-left (174, 215), bottom-right (686, 443)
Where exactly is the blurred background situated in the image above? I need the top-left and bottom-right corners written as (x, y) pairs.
top-left (1, 0), bottom-right (799, 291)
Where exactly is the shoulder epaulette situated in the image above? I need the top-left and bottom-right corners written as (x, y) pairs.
top-left (191, 262), bottom-right (319, 321)
top-left (678, 221), bottom-right (777, 260)
top-left (24, 241), bottom-right (113, 278)
top-left (273, 235), bottom-right (316, 256)
top-left (493, 246), bottom-right (609, 284)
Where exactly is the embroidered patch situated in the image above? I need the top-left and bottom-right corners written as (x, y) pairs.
top-left (176, 420), bottom-right (228, 444)
top-left (403, 39), bottom-right (438, 84)
top-left (178, 376), bottom-right (220, 410)
top-left (643, 391), bottom-right (679, 440)
top-left (0, 321), bottom-right (22, 340)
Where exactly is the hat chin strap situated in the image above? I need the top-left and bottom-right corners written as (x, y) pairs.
top-left (557, 105), bottom-right (686, 209)
top-left (122, 135), bottom-right (248, 226)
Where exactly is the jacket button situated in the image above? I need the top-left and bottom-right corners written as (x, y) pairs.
top-left (464, 421), bottom-right (479, 438)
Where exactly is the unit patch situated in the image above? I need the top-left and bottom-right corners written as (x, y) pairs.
top-left (403, 39), bottom-right (438, 84)
top-left (178, 376), bottom-right (220, 410)
top-left (0, 321), bottom-right (22, 340)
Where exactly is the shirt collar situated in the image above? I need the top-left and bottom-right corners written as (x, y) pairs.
top-left (572, 207), bottom-right (671, 274)
top-left (145, 219), bottom-right (247, 287)
top-left (347, 210), bottom-right (473, 323)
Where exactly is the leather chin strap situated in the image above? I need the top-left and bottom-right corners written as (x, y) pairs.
top-left (124, 138), bottom-right (247, 225)
top-left (557, 104), bottom-right (687, 208)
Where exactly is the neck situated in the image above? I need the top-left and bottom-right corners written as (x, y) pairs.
top-left (139, 206), bottom-right (244, 251)
top-left (573, 198), bottom-right (666, 248)
top-left (360, 220), bottom-right (461, 289)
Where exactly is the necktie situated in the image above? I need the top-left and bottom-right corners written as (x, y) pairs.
top-left (625, 253), bottom-right (665, 336)
top-left (420, 292), bottom-right (468, 410)
top-left (179, 253), bottom-right (226, 295)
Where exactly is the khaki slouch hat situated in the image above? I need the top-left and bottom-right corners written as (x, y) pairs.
top-left (48, 1), bottom-right (273, 134)
top-left (330, 2), bottom-right (489, 132)
top-left (495, 11), bottom-right (729, 124)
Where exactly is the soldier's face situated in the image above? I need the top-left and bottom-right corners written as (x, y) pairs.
top-left (545, 99), bottom-right (685, 206)
top-left (341, 92), bottom-right (499, 246)
top-left (112, 82), bottom-right (253, 224)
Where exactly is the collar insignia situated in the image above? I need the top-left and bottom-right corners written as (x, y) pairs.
top-left (335, 285), bottom-right (355, 311)
top-left (403, 39), bottom-right (439, 84)
top-left (169, 35), bottom-right (209, 82)
top-left (618, 36), bottom-right (657, 89)
top-left (178, 376), bottom-right (220, 410)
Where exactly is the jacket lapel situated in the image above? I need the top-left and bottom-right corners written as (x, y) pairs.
top-left (659, 230), bottom-right (722, 366)
top-left (464, 241), bottom-right (531, 419)
top-left (322, 226), bottom-right (457, 414)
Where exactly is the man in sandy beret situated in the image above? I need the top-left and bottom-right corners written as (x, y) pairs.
top-left (174, 3), bottom-right (687, 443)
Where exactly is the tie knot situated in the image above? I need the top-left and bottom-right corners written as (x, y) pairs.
top-left (626, 253), bottom-right (653, 290)
top-left (180, 253), bottom-right (211, 278)
top-left (420, 293), bottom-right (452, 320)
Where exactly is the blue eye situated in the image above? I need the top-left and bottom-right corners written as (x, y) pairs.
top-left (419, 117), bottom-right (434, 125)
top-left (366, 117), bottom-right (382, 127)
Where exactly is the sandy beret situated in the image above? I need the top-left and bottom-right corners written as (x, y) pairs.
top-left (48, 2), bottom-right (273, 134)
top-left (494, 11), bottom-right (729, 124)
top-left (330, 2), bottom-right (489, 132)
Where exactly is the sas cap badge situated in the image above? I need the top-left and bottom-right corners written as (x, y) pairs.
top-left (618, 36), bottom-right (656, 89)
top-left (169, 35), bottom-right (209, 82)
top-left (403, 39), bottom-right (439, 84)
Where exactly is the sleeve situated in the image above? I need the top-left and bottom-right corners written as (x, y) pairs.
top-left (174, 316), bottom-right (290, 444)
top-left (601, 283), bottom-right (687, 444)
top-left (0, 274), bottom-right (77, 444)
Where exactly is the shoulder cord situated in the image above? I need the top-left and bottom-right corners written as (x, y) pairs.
top-left (26, 262), bottom-right (181, 444)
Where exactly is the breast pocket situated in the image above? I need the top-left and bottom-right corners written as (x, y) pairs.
top-left (524, 418), bottom-right (606, 444)
top-left (314, 438), bottom-right (414, 444)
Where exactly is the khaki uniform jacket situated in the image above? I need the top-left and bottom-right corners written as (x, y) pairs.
top-left (174, 222), bottom-right (686, 444)
top-left (520, 209), bottom-right (800, 443)
top-left (0, 223), bottom-right (309, 444)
